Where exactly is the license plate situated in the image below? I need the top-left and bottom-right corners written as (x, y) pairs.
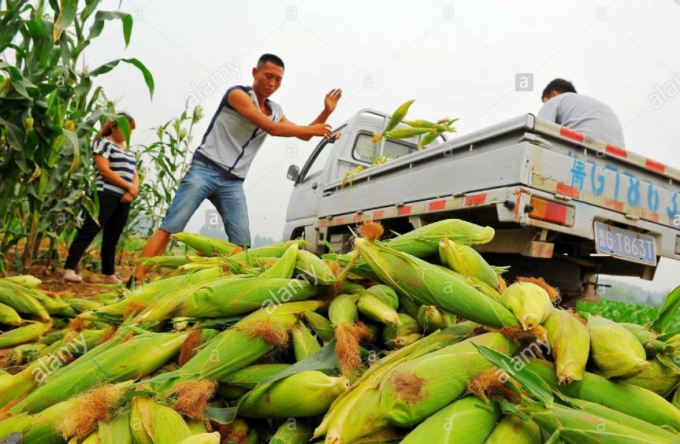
top-left (594, 222), bottom-right (657, 266)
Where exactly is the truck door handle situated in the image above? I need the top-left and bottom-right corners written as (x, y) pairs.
top-left (323, 191), bottom-right (332, 197)
top-left (311, 183), bottom-right (318, 190)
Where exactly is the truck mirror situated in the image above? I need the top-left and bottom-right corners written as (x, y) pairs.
top-left (287, 164), bottom-right (300, 182)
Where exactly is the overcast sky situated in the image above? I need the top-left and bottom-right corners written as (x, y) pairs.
top-left (87, 0), bottom-right (680, 293)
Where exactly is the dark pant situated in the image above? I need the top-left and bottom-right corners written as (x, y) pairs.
top-left (64, 191), bottom-right (131, 275)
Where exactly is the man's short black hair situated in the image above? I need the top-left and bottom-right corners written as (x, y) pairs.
top-left (257, 54), bottom-right (284, 70)
top-left (542, 78), bottom-right (577, 100)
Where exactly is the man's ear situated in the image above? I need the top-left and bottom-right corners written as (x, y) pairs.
top-left (550, 90), bottom-right (560, 99)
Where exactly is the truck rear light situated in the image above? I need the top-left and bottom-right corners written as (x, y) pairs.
top-left (528, 197), bottom-right (573, 226)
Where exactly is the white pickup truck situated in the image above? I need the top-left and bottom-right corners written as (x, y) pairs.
top-left (283, 109), bottom-right (680, 300)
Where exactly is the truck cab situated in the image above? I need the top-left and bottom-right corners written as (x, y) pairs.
top-left (284, 109), bottom-right (680, 302)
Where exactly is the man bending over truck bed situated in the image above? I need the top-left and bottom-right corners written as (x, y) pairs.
top-left (538, 78), bottom-right (626, 149)
top-left (127, 53), bottom-right (341, 287)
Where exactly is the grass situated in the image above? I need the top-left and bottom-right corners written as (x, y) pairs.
top-left (577, 298), bottom-right (680, 331)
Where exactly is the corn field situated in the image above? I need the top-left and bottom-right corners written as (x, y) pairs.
top-left (0, 0), bottom-right (154, 274)
top-left (1, 218), bottom-right (679, 443)
top-left (578, 299), bottom-right (680, 334)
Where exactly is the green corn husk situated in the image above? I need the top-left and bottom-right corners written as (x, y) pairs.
top-left (270, 419), bottom-right (314, 444)
top-left (397, 294), bottom-right (421, 319)
top-left (11, 331), bottom-right (190, 414)
top-left (217, 364), bottom-right (290, 399)
top-left (24, 287), bottom-right (70, 315)
top-left (175, 433), bottom-right (221, 444)
top-left (485, 415), bottom-right (542, 444)
top-left (238, 370), bottom-right (350, 418)
top-left (39, 329), bottom-right (107, 360)
top-left (588, 315), bottom-right (650, 378)
top-left (171, 232), bottom-right (241, 256)
top-left (525, 359), bottom-right (680, 431)
top-left (522, 401), bottom-right (675, 444)
top-left (437, 267), bottom-right (503, 302)
top-left (354, 237), bottom-right (518, 329)
top-left (260, 243), bottom-right (299, 279)
top-left (338, 281), bottom-right (365, 294)
top-left (401, 396), bottom-right (500, 444)
top-left (134, 276), bottom-right (321, 323)
top-left (186, 420), bottom-right (208, 435)
top-left (357, 293), bottom-right (400, 325)
top-left (673, 387), bottom-right (680, 409)
top-left (622, 360), bottom-right (680, 396)
top-left (10, 343), bottom-right (46, 365)
top-left (382, 313), bottom-right (421, 350)
top-left (417, 129), bottom-right (443, 150)
top-left (382, 100), bottom-right (415, 135)
top-left (292, 321), bottom-right (321, 361)
top-left (620, 323), bottom-right (670, 359)
top-left (385, 127), bottom-right (434, 139)
top-left (69, 298), bottom-right (104, 314)
top-left (228, 241), bottom-right (307, 268)
top-left (154, 301), bottom-right (323, 390)
top-left (439, 238), bottom-right (505, 289)
top-left (302, 311), bottom-right (335, 343)
top-left (98, 408), bottom-right (131, 444)
top-left (329, 294), bottom-right (359, 326)
top-left (0, 281), bottom-right (51, 321)
top-left (417, 305), bottom-right (456, 334)
top-left (0, 357), bottom-right (58, 407)
top-left (0, 302), bottom-right (24, 326)
top-left (0, 321), bottom-right (51, 349)
top-left (136, 255), bottom-right (191, 270)
top-left (130, 395), bottom-right (193, 444)
top-left (544, 308), bottom-right (590, 384)
top-left (1, 275), bottom-right (42, 288)
top-left (295, 249), bottom-right (335, 285)
top-left (501, 282), bottom-right (553, 330)
top-left (365, 285), bottom-right (398, 310)
top-left (403, 119), bottom-right (455, 132)
top-left (318, 332), bottom-right (517, 443)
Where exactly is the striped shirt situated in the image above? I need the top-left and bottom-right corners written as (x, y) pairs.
top-left (93, 138), bottom-right (137, 197)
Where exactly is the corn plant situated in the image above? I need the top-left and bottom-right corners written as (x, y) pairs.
top-left (0, 0), bottom-right (154, 273)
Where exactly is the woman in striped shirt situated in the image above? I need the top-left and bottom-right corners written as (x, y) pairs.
top-left (63, 113), bottom-right (138, 283)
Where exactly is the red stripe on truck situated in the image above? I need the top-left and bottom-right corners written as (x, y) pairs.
top-left (604, 199), bottom-right (624, 212)
top-left (642, 210), bottom-right (660, 223)
top-left (645, 159), bottom-right (666, 174)
top-left (373, 210), bottom-right (384, 219)
top-left (465, 194), bottom-right (487, 206)
top-left (556, 183), bottom-right (580, 199)
top-left (606, 144), bottom-right (627, 158)
top-left (353, 214), bottom-right (362, 223)
top-left (428, 200), bottom-right (446, 211)
top-left (559, 127), bottom-right (585, 143)
top-left (397, 206), bottom-right (412, 215)
top-left (319, 220), bottom-right (328, 227)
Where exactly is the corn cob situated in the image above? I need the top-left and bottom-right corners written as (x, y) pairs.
top-left (303, 311), bottom-right (335, 342)
top-left (385, 219), bottom-right (495, 256)
top-left (69, 298), bottom-right (104, 314)
top-left (357, 293), bottom-right (400, 325)
top-left (134, 276), bottom-right (321, 323)
top-left (372, 100), bottom-right (415, 142)
top-left (10, 343), bottom-right (46, 365)
top-left (417, 129), bottom-right (443, 150)
top-left (397, 294), bottom-right (421, 319)
top-left (0, 275), bottom-right (42, 288)
top-left (292, 320), bottom-right (322, 361)
top-left (0, 321), bottom-right (50, 349)
top-left (98, 408), bottom-right (131, 444)
top-left (523, 401), bottom-right (675, 444)
top-left (525, 358), bottom-right (680, 430)
top-left (622, 360), bottom-right (680, 396)
top-left (318, 332), bottom-right (517, 443)
top-left (270, 419), bottom-right (314, 444)
top-left (0, 281), bottom-right (50, 321)
top-left (588, 315), bottom-right (650, 378)
top-left (0, 302), bottom-right (24, 326)
top-left (485, 415), bottom-right (542, 444)
top-left (400, 396), bottom-right (500, 444)
top-left (384, 127), bottom-right (434, 139)
top-left (228, 240), bottom-right (307, 268)
top-left (176, 433), bottom-right (221, 444)
top-left (439, 238), bottom-right (506, 289)
top-left (135, 255), bottom-right (191, 270)
top-left (365, 285), bottom-right (398, 309)
top-left (501, 282), bottom-right (553, 330)
top-left (354, 237), bottom-right (518, 329)
top-left (155, 301), bottom-right (323, 389)
top-left (382, 313), bottom-right (422, 349)
top-left (237, 370), bottom-right (349, 418)
top-left (0, 281), bottom-right (70, 315)
top-left (338, 280), bottom-right (365, 294)
top-left (132, 395), bottom-right (194, 444)
top-left (217, 364), bottom-right (290, 399)
top-left (329, 294), bottom-right (358, 326)
top-left (11, 331), bottom-right (190, 414)
top-left (260, 243), bottom-right (299, 279)
top-left (295, 249), bottom-right (335, 284)
top-left (417, 305), bottom-right (456, 334)
top-left (171, 232), bottom-right (241, 256)
top-left (543, 308), bottom-right (590, 384)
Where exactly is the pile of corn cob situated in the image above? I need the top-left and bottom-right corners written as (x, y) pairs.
top-left (0, 220), bottom-right (679, 444)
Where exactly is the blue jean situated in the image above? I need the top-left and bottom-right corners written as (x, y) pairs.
top-left (159, 159), bottom-right (251, 247)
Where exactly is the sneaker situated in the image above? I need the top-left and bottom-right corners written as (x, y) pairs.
top-left (103, 275), bottom-right (123, 284)
top-left (63, 269), bottom-right (83, 283)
